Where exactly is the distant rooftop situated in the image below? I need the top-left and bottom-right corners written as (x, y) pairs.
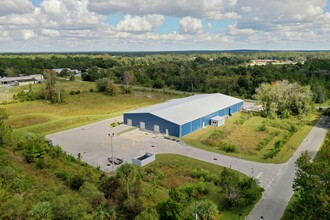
top-left (0, 74), bottom-right (43, 83)
top-left (52, 68), bottom-right (81, 73)
top-left (126, 93), bottom-right (243, 125)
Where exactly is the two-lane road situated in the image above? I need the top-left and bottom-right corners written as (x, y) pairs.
top-left (247, 116), bottom-right (329, 220)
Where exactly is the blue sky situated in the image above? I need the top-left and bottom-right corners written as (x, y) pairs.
top-left (0, 0), bottom-right (329, 52)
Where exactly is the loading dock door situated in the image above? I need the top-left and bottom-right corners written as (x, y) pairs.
top-left (127, 119), bottom-right (132, 126)
top-left (140, 122), bottom-right (145, 130)
top-left (154, 125), bottom-right (160, 133)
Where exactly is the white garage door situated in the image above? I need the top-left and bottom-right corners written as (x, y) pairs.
top-left (154, 125), bottom-right (160, 133)
top-left (127, 119), bottom-right (132, 126)
top-left (140, 122), bottom-right (145, 130)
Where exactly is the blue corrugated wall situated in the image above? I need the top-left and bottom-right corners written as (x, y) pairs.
top-left (123, 113), bottom-right (180, 137)
top-left (124, 101), bottom-right (244, 137)
top-left (180, 101), bottom-right (243, 137)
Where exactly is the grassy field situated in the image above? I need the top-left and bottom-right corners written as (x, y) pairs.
top-left (182, 112), bottom-right (320, 163)
top-left (2, 80), bottom-right (182, 137)
top-left (147, 154), bottom-right (260, 219)
top-left (320, 99), bottom-right (330, 107)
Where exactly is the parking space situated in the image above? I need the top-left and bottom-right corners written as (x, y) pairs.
top-left (46, 117), bottom-right (165, 172)
top-left (120, 128), bottom-right (157, 142)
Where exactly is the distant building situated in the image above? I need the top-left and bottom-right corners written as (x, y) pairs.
top-left (124, 93), bottom-right (243, 137)
top-left (52, 68), bottom-right (81, 74)
top-left (0, 74), bottom-right (44, 86)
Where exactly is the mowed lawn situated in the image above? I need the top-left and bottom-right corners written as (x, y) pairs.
top-left (182, 112), bottom-right (320, 163)
top-left (3, 81), bottom-right (182, 137)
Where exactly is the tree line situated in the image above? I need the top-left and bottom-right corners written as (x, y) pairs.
top-left (0, 53), bottom-right (329, 102)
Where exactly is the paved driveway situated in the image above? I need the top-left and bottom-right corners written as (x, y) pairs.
top-left (46, 116), bottom-right (330, 220)
top-left (247, 116), bottom-right (329, 220)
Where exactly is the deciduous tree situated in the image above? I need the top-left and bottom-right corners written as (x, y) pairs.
top-left (291, 151), bottom-right (330, 219)
top-left (0, 108), bottom-right (12, 147)
top-left (254, 80), bottom-right (313, 118)
top-left (116, 163), bottom-right (139, 199)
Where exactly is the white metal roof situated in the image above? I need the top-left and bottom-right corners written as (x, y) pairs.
top-left (126, 93), bottom-right (243, 125)
top-left (0, 75), bottom-right (42, 83)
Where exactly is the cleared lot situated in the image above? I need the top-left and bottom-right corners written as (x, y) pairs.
top-left (46, 116), bottom-right (146, 172)
top-left (46, 117), bottom-right (282, 190)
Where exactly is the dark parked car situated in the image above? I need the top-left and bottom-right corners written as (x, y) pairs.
top-left (108, 157), bottom-right (123, 165)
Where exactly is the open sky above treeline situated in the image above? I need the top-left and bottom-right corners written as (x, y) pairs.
top-left (1, 0), bottom-right (330, 52)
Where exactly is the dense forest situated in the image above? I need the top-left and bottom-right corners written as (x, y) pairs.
top-left (0, 52), bottom-right (330, 101)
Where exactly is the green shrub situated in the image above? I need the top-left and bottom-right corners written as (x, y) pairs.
top-left (256, 124), bottom-right (267, 132)
top-left (219, 142), bottom-right (238, 153)
top-left (35, 158), bottom-right (47, 169)
top-left (50, 146), bottom-right (64, 158)
top-left (234, 113), bottom-right (252, 125)
top-left (274, 140), bottom-right (283, 149)
top-left (271, 130), bottom-right (280, 136)
top-left (289, 124), bottom-right (299, 133)
top-left (14, 90), bottom-right (45, 102)
top-left (70, 174), bottom-right (85, 190)
top-left (256, 135), bottom-right (272, 150)
top-left (21, 135), bottom-right (49, 163)
top-left (190, 169), bottom-right (218, 183)
top-left (55, 171), bottom-right (70, 183)
top-left (121, 85), bottom-right (132, 94)
top-left (105, 81), bottom-right (118, 96)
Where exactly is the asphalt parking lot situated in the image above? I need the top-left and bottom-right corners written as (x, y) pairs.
top-left (46, 116), bottom-right (166, 172)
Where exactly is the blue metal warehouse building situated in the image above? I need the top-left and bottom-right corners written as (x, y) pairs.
top-left (123, 93), bottom-right (243, 137)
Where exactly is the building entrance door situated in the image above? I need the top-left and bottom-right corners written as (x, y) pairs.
top-left (154, 125), bottom-right (160, 133)
top-left (140, 122), bottom-right (145, 130)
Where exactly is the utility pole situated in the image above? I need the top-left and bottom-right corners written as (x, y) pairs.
top-left (194, 200), bottom-right (198, 220)
top-left (5, 90), bottom-right (9, 102)
top-left (108, 133), bottom-right (115, 172)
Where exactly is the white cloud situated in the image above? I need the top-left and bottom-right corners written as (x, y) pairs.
top-left (0, 0), bottom-right (35, 16)
top-left (116, 14), bottom-right (164, 33)
top-left (40, 28), bottom-right (60, 37)
top-left (0, 13), bottom-right (37, 27)
top-left (88, 0), bottom-right (237, 20)
top-left (234, 0), bottom-right (328, 30)
top-left (0, 30), bottom-right (10, 41)
top-left (38, 0), bottom-right (104, 30)
top-left (227, 23), bottom-right (255, 36)
top-left (223, 0), bottom-right (330, 43)
top-left (0, 0), bottom-right (329, 51)
top-left (22, 29), bottom-right (37, 40)
top-left (179, 17), bottom-right (203, 34)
